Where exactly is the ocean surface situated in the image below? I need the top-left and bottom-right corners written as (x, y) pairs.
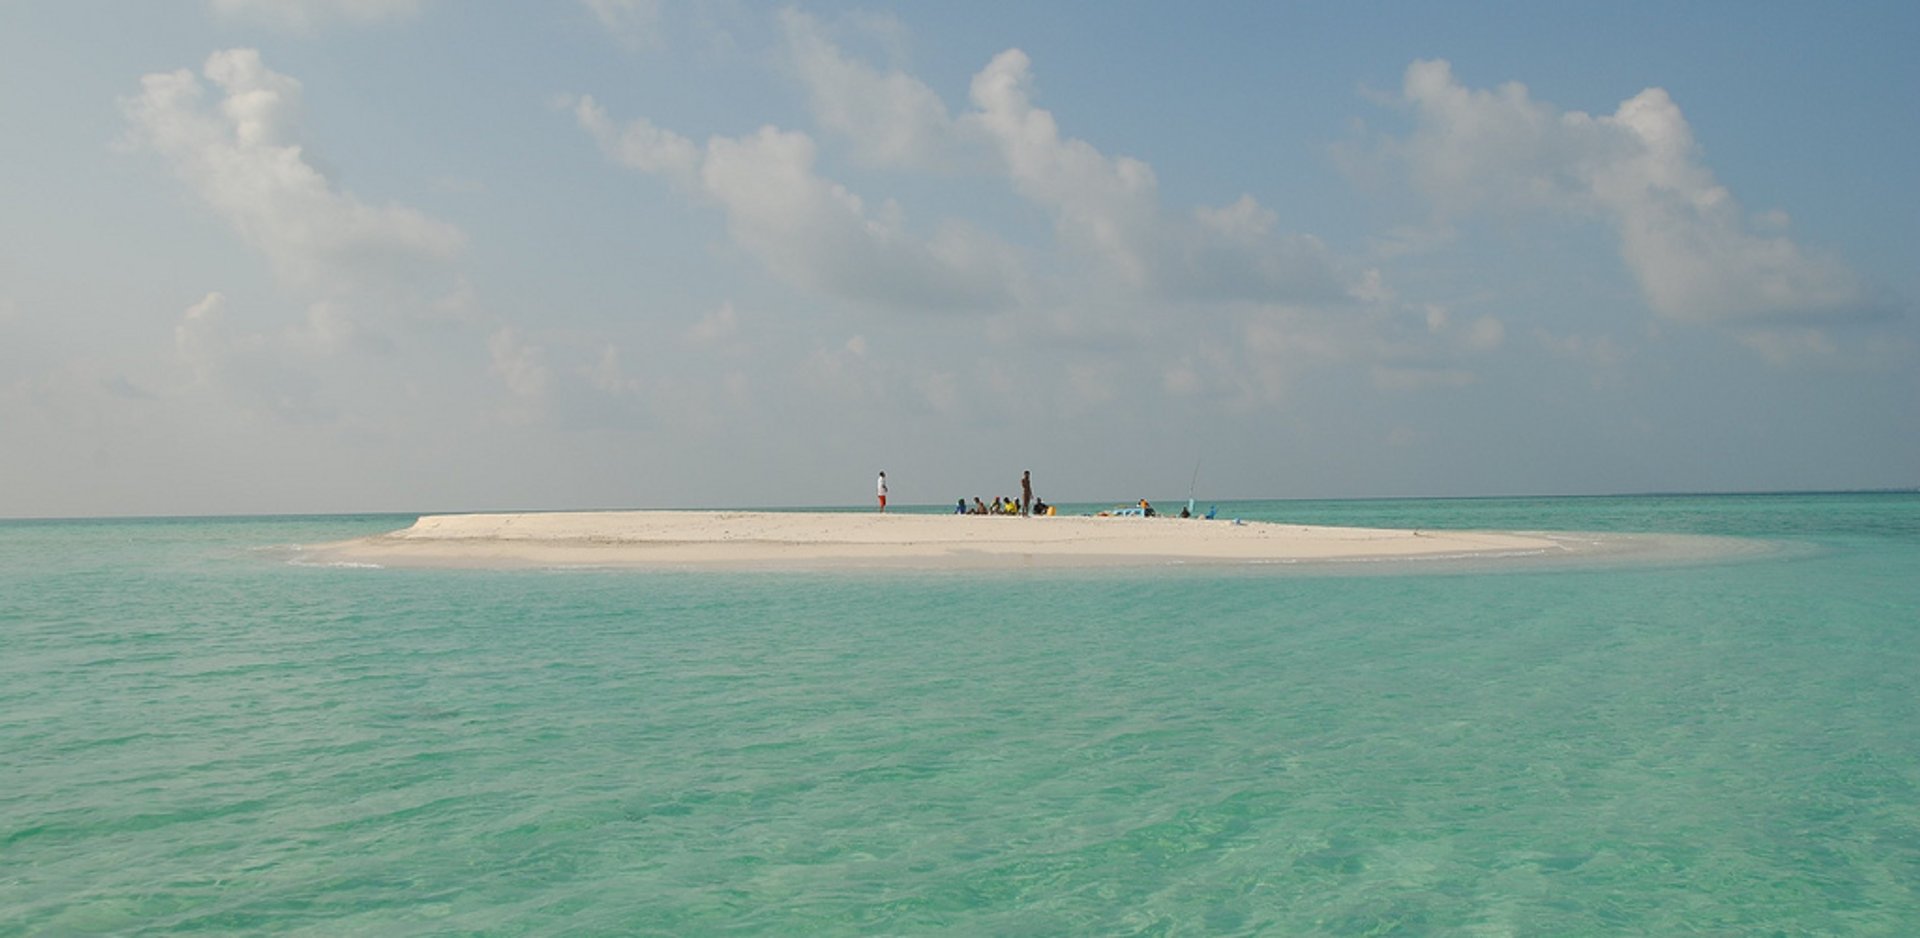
top-left (3, 493), bottom-right (1917, 935)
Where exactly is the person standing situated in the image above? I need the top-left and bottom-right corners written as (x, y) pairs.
top-left (876, 471), bottom-right (888, 512)
top-left (1020, 470), bottom-right (1033, 516)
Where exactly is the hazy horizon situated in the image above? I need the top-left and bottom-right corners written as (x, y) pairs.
top-left (7, 488), bottom-right (1919, 524)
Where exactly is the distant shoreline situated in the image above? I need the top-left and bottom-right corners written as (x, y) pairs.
top-left (296, 509), bottom-right (1617, 571)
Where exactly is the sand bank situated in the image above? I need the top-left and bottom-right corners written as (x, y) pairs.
top-left (300, 510), bottom-right (1604, 571)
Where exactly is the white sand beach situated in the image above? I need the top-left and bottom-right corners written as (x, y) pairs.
top-left (301, 510), bottom-right (1585, 570)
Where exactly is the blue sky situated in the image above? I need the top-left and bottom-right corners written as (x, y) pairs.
top-left (2, 1), bottom-right (1915, 517)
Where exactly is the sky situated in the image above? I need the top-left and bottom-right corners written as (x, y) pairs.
top-left (2, 1), bottom-right (1916, 517)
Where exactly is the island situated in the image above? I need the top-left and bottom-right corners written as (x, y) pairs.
top-left (298, 510), bottom-right (1598, 571)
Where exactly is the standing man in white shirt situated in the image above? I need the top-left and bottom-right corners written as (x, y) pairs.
top-left (877, 471), bottom-right (888, 512)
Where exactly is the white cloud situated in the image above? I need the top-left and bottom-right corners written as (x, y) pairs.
top-left (576, 100), bottom-right (1020, 312)
top-left (781, 14), bottom-right (1350, 304)
top-left (574, 22), bottom-right (1515, 429)
top-left (779, 9), bottom-right (973, 171)
top-left (124, 49), bottom-right (466, 292)
top-left (583, 12), bottom-right (1356, 324)
top-left (702, 126), bottom-right (1017, 309)
top-left (1389, 59), bottom-right (1865, 323)
top-left (128, 53), bottom-right (525, 435)
top-left (962, 48), bottom-right (1161, 287)
top-left (573, 95), bottom-right (698, 182)
top-left (207, 0), bottom-right (425, 31)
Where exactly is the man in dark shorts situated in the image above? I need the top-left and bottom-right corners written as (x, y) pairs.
top-left (1020, 470), bottom-right (1033, 516)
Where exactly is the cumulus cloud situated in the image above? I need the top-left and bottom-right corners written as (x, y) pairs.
top-left (1388, 59), bottom-right (1865, 323)
top-left (128, 53), bottom-right (530, 433)
top-left (779, 8), bottom-right (979, 172)
top-left (574, 96), bottom-right (1020, 312)
top-left (582, 12), bottom-right (1354, 322)
top-left (961, 48), bottom-right (1163, 287)
top-left (207, 0), bottom-right (426, 31)
top-left (124, 49), bottom-right (465, 291)
top-left (780, 13), bottom-right (1349, 304)
top-left (572, 96), bottom-right (699, 182)
top-left (701, 125), bottom-right (1020, 309)
top-left (574, 19), bottom-right (1507, 424)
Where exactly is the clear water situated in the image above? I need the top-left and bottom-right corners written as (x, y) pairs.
top-left (3, 494), bottom-right (1917, 934)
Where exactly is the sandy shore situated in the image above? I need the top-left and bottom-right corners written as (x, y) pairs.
top-left (300, 510), bottom-right (1583, 571)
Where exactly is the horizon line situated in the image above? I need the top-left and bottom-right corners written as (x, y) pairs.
top-left (5, 487), bottom-right (1916, 524)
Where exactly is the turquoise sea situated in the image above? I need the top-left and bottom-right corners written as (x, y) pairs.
top-left (4, 493), bottom-right (1917, 935)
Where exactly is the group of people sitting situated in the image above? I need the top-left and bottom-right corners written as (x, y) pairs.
top-left (952, 494), bottom-right (1214, 519)
top-left (958, 496), bottom-right (1054, 516)
top-left (955, 469), bottom-right (1054, 517)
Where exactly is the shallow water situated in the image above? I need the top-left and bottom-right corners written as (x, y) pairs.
top-left (3, 494), bottom-right (1917, 934)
